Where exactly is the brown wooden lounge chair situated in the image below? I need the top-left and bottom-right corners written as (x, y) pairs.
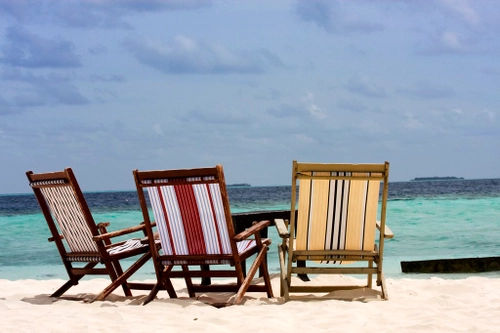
top-left (275, 161), bottom-right (394, 301)
top-left (26, 168), bottom-right (155, 301)
top-left (133, 165), bottom-right (274, 306)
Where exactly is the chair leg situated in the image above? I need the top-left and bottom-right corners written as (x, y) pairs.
top-left (51, 279), bottom-right (79, 298)
top-left (111, 260), bottom-right (133, 297)
top-left (143, 283), bottom-right (161, 305)
top-left (162, 277), bottom-right (178, 299)
top-left (161, 265), bottom-right (178, 298)
top-left (200, 264), bottom-right (211, 286)
top-left (94, 252), bottom-right (151, 301)
top-left (260, 250), bottom-right (273, 298)
top-left (241, 260), bottom-right (247, 278)
top-left (277, 244), bottom-right (289, 300)
top-left (182, 265), bottom-right (196, 298)
top-left (379, 273), bottom-right (388, 300)
top-left (51, 262), bottom-right (98, 297)
top-left (143, 266), bottom-right (178, 305)
top-left (232, 245), bottom-right (268, 305)
top-left (297, 260), bottom-right (310, 282)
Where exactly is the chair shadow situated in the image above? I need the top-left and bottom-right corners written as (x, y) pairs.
top-left (21, 293), bottom-right (149, 306)
top-left (19, 286), bottom-right (240, 308)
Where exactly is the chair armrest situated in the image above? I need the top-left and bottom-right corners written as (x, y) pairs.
top-left (48, 234), bottom-right (64, 242)
top-left (376, 220), bottom-right (394, 239)
top-left (233, 220), bottom-right (271, 242)
top-left (93, 223), bottom-right (147, 242)
top-left (96, 222), bottom-right (111, 229)
top-left (274, 219), bottom-right (290, 238)
top-left (140, 231), bottom-right (159, 245)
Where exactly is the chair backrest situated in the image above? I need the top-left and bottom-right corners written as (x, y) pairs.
top-left (26, 169), bottom-right (100, 254)
top-left (134, 165), bottom-right (237, 258)
top-left (290, 161), bottom-right (389, 255)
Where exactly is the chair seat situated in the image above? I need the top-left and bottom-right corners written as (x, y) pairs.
top-left (108, 239), bottom-right (146, 255)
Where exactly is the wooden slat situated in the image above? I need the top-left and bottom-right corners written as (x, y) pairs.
top-left (288, 285), bottom-right (369, 293)
top-left (296, 174), bottom-right (384, 181)
top-left (292, 267), bottom-right (378, 275)
top-left (93, 224), bottom-right (146, 241)
top-left (233, 220), bottom-right (270, 241)
top-left (296, 162), bottom-right (387, 173)
top-left (274, 218), bottom-right (290, 238)
top-left (376, 220), bottom-right (394, 238)
top-left (134, 167), bottom-right (220, 185)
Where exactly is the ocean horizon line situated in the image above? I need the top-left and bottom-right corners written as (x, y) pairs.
top-left (4, 177), bottom-right (500, 197)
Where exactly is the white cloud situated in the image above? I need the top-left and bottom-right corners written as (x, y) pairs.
top-left (1, 26), bottom-right (81, 68)
top-left (344, 76), bottom-right (388, 98)
top-left (439, 0), bottom-right (480, 25)
top-left (123, 35), bottom-right (284, 74)
top-left (153, 124), bottom-right (162, 135)
top-left (295, 133), bottom-right (315, 144)
top-left (397, 81), bottom-right (455, 99)
top-left (441, 31), bottom-right (465, 51)
top-left (402, 113), bottom-right (424, 130)
top-left (301, 92), bottom-right (327, 120)
top-left (295, 0), bottom-right (384, 34)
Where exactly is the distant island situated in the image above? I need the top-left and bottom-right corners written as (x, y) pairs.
top-left (411, 177), bottom-right (464, 181)
top-left (227, 183), bottom-right (251, 187)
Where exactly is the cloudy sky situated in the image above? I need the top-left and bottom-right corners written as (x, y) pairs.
top-left (1, 0), bottom-right (499, 194)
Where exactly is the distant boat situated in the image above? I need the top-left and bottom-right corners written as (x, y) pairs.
top-left (227, 183), bottom-right (251, 188)
top-left (411, 176), bottom-right (464, 181)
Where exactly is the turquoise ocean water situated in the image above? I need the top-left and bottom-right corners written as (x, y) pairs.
top-left (1, 179), bottom-right (500, 281)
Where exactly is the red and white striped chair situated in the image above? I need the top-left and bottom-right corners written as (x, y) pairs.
top-left (26, 168), bottom-right (156, 301)
top-left (133, 165), bottom-right (274, 306)
top-left (275, 161), bottom-right (394, 301)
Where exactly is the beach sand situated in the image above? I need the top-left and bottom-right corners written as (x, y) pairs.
top-left (1, 274), bottom-right (500, 332)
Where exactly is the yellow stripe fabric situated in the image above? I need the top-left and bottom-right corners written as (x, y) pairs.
top-left (362, 180), bottom-right (380, 251)
top-left (307, 175), bottom-right (330, 251)
top-left (296, 176), bottom-right (311, 251)
top-left (344, 180), bottom-right (367, 250)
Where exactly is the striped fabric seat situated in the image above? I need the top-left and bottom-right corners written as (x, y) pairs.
top-left (37, 182), bottom-right (100, 254)
top-left (107, 239), bottom-right (148, 255)
top-left (296, 172), bottom-right (380, 262)
top-left (134, 165), bottom-right (274, 305)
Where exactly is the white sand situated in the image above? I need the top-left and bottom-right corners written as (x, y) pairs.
top-left (1, 274), bottom-right (500, 332)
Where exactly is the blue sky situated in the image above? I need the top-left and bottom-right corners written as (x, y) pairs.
top-left (1, 0), bottom-right (499, 194)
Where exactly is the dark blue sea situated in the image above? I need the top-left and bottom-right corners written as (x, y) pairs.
top-left (1, 178), bottom-right (500, 280)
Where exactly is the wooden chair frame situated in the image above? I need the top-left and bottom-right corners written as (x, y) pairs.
top-left (133, 165), bottom-right (273, 306)
top-left (26, 168), bottom-right (155, 301)
top-left (275, 161), bottom-right (394, 301)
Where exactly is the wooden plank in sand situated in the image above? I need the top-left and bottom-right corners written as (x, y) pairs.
top-left (401, 257), bottom-right (500, 273)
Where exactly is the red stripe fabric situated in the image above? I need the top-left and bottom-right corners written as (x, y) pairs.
top-left (174, 184), bottom-right (206, 255)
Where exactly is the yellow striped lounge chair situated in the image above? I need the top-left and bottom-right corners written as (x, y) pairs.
top-left (133, 165), bottom-right (274, 306)
top-left (26, 168), bottom-right (156, 301)
top-left (275, 161), bottom-right (394, 301)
